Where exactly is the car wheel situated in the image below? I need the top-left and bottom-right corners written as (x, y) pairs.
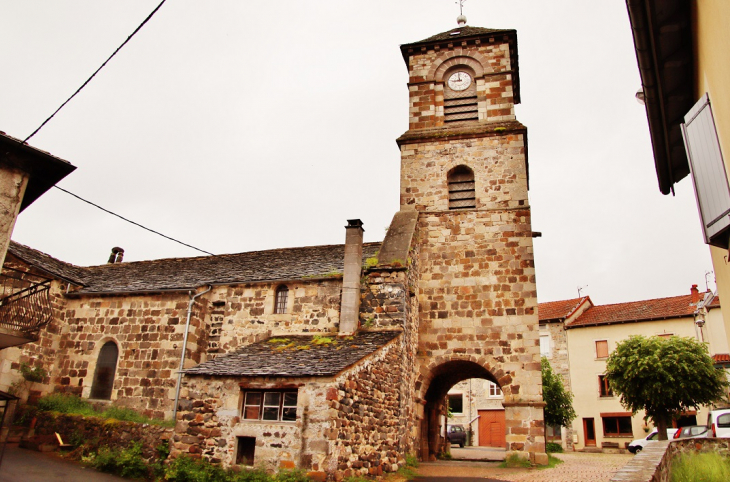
top-left (634, 446), bottom-right (642, 453)
top-left (459, 442), bottom-right (465, 448)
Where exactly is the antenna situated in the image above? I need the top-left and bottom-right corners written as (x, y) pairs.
top-left (705, 271), bottom-right (715, 292)
top-left (577, 285), bottom-right (588, 297)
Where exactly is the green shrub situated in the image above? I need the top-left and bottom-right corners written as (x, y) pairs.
top-left (404, 453), bottom-right (418, 467)
top-left (19, 362), bottom-right (47, 383)
top-left (670, 451), bottom-right (730, 482)
top-left (546, 442), bottom-right (563, 453)
top-left (165, 454), bottom-right (229, 482)
top-left (275, 469), bottom-right (310, 482)
top-left (101, 406), bottom-right (149, 424)
top-left (87, 442), bottom-right (148, 479)
top-left (231, 467), bottom-right (273, 482)
top-left (36, 393), bottom-right (96, 416)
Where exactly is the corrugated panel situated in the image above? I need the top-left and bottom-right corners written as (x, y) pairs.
top-left (682, 93), bottom-right (730, 247)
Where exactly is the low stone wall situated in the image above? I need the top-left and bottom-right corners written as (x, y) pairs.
top-left (610, 439), bottom-right (730, 482)
top-left (25, 411), bottom-right (173, 460)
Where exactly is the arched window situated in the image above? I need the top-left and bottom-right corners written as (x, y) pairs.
top-left (274, 285), bottom-right (289, 314)
top-left (448, 165), bottom-right (476, 209)
top-left (90, 341), bottom-right (118, 400)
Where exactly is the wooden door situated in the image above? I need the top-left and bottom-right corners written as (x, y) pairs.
top-left (583, 418), bottom-right (596, 446)
top-left (478, 409), bottom-right (505, 448)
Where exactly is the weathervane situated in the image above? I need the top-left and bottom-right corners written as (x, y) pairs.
top-left (456, 0), bottom-right (467, 26)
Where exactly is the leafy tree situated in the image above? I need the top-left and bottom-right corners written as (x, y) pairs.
top-left (605, 335), bottom-right (729, 440)
top-left (542, 357), bottom-right (577, 427)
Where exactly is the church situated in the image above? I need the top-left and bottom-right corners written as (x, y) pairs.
top-left (0, 17), bottom-right (546, 478)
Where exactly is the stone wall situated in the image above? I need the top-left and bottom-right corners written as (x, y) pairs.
top-left (400, 134), bottom-right (528, 212)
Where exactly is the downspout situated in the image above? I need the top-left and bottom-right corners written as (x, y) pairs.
top-left (172, 285), bottom-right (212, 422)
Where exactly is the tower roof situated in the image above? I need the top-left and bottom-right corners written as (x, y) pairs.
top-left (399, 25), bottom-right (521, 105)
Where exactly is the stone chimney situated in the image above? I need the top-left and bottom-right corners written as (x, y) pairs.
top-left (107, 247), bottom-right (124, 264)
top-left (340, 219), bottom-right (364, 334)
top-left (691, 284), bottom-right (700, 304)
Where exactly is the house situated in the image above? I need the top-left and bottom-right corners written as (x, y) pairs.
top-left (0, 18), bottom-right (547, 477)
top-left (539, 285), bottom-right (726, 452)
top-left (625, 1), bottom-right (730, 354)
top-left (446, 378), bottom-right (505, 448)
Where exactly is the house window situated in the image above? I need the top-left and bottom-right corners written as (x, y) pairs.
top-left (236, 437), bottom-right (255, 466)
top-left (598, 375), bottom-right (613, 397)
top-left (243, 390), bottom-right (297, 422)
top-left (448, 393), bottom-right (464, 414)
top-left (488, 382), bottom-right (502, 398)
top-left (447, 165), bottom-right (476, 210)
top-left (681, 93), bottom-right (730, 249)
top-left (540, 333), bottom-right (551, 358)
top-left (602, 415), bottom-right (633, 437)
top-left (595, 340), bottom-right (609, 359)
top-left (90, 341), bottom-right (119, 400)
top-left (274, 285), bottom-right (288, 314)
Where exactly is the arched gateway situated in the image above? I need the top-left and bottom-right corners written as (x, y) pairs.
top-left (397, 21), bottom-right (547, 464)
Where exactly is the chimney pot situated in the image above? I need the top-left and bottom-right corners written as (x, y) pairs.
top-left (691, 284), bottom-right (700, 304)
top-left (340, 219), bottom-right (364, 334)
top-left (107, 247), bottom-right (125, 264)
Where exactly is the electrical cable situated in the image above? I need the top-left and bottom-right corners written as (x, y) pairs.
top-left (53, 185), bottom-right (215, 257)
top-left (24, 0), bottom-right (167, 143)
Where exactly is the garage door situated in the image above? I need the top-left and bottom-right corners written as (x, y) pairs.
top-left (478, 409), bottom-right (506, 448)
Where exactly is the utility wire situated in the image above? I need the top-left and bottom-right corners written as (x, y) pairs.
top-left (53, 185), bottom-right (215, 257)
top-left (24, 0), bottom-right (167, 143)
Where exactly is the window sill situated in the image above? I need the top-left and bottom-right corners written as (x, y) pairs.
top-left (240, 419), bottom-right (298, 425)
top-left (603, 435), bottom-right (634, 438)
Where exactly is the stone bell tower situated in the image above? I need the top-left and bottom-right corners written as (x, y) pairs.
top-left (397, 18), bottom-right (546, 463)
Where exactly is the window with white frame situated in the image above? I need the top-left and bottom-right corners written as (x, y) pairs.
top-left (242, 390), bottom-right (297, 422)
top-left (448, 393), bottom-right (464, 414)
top-left (487, 381), bottom-right (503, 398)
top-left (540, 332), bottom-right (551, 358)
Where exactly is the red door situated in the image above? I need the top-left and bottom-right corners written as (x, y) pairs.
top-left (478, 410), bottom-right (506, 448)
top-left (583, 418), bottom-right (596, 446)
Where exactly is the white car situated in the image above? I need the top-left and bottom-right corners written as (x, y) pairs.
top-left (627, 428), bottom-right (678, 453)
top-left (707, 409), bottom-right (730, 437)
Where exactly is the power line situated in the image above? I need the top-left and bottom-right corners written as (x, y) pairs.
top-left (53, 185), bottom-right (215, 257)
top-left (24, 0), bottom-right (168, 143)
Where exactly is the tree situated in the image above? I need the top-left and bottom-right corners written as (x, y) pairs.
top-left (605, 335), bottom-right (729, 440)
top-left (542, 357), bottom-right (577, 427)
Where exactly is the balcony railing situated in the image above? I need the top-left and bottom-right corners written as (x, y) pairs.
top-left (0, 267), bottom-right (53, 337)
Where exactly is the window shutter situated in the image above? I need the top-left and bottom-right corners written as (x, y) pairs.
top-left (681, 93), bottom-right (730, 248)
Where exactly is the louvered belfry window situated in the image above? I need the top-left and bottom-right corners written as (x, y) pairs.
top-left (444, 70), bottom-right (478, 124)
top-left (448, 165), bottom-right (476, 209)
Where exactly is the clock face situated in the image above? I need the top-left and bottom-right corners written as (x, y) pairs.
top-left (448, 71), bottom-right (472, 91)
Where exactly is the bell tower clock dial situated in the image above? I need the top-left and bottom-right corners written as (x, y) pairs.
top-left (447, 71), bottom-right (472, 91)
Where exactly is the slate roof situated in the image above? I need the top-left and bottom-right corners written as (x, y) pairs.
top-left (565, 294), bottom-right (700, 329)
top-left (539, 297), bottom-right (589, 322)
top-left (7, 241), bottom-right (88, 285)
top-left (405, 26), bottom-right (514, 46)
top-left (7, 240), bottom-right (381, 295)
top-left (185, 331), bottom-right (401, 377)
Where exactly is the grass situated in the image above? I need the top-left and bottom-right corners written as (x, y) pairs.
top-left (670, 451), bottom-right (730, 482)
top-left (499, 453), bottom-right (532, 468)
top-left (34, 393), bottom-right (173, 426)
top-left (543, 454), bottom-right (564, 469)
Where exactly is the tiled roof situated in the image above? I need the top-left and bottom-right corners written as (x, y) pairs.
top-left (708, 295), bottom-right (721, 308)
top-left (185, 331), bottom-right (400, 377)
top-left (7, 241), bottom-right (88, 285)
top-left (8, 241), bottom-right (381, 294)
top-left (539, 297), bottom-right (588, 321)
top-left (713, 354), bottom-right (730, 364)
top-left (566, 294), bottom-right (697, 329)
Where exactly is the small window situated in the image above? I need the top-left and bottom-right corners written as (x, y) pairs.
top-left (448, 165), bottom-right (476, 210)
top-left (540, 333), bottom-right (551, 357)
top-left (595, 340), bottom-right (609, 359)
top-left (488, 382), bottom-right (502, 398)
top-left (598, 375), bottom-right (613, 397)
top-left (236, 436), bottom-right (255, 465)
top-left (243, 390), bottom-right (297, 422)
top-left (602, 416), bottom-right (633, 437)
top-left (448, 393), bottom-right (464, 414)
top-left (274, 286), bottom-right (289, 314)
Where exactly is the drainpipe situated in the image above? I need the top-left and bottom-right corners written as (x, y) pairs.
top-left (172, 285), bottom-right (212, 422)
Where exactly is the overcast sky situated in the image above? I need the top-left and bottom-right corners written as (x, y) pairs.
top-left (0, 1), bottom-right (713, 305)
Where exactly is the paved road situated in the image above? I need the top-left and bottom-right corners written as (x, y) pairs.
top-left (418, 452), bottom-right (633, 482)
top-left (0, 443), bottom-right (125, 482)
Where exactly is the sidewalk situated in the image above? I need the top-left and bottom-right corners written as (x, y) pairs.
top-left (0, 443), bottom-right (125, 482)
